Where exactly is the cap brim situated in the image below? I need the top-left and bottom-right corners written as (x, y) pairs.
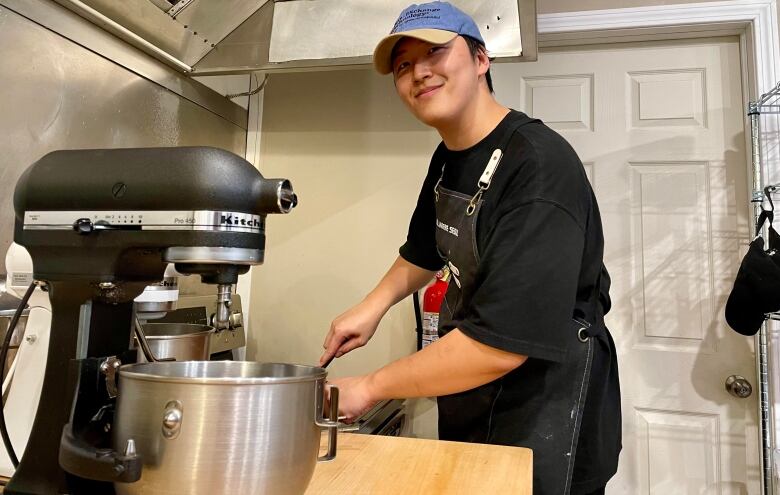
top-left (373, 29), bottom-right (458, 75)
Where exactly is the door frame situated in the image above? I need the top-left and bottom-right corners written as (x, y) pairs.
top-left (536, 1), bottom-right (778, 99)
top-left (535, 0), bottom-right (779, 188)
top-left (532, 0), bottom-right (779, 490)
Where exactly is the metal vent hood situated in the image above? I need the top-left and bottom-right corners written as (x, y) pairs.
top-left (53, 0), bottom-right (537, 75)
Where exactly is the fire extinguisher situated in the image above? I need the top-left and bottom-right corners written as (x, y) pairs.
top-left (421, 267), bottom-right (450, 349)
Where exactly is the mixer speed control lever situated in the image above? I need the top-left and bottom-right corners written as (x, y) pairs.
top-left (73, 218), bottom-right (95, 235)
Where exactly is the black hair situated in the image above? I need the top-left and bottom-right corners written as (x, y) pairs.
top-left (463, 36), bottom-right (494, 93)
top-left (389, 35), bottom-right (495, 93)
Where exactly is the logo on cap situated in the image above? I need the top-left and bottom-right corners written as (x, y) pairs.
top-left (392, 6), bottom-right (443, 33)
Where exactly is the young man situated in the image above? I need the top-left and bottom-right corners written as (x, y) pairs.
top-left (319, 3), bottom-right (621, 494)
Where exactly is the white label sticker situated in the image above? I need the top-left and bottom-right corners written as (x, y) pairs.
top-left (11, 272), bottom-right (33, 288)
top-left (422, 312), bottom-right (440, 348)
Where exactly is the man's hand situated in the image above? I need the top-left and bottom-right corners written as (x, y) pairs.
top-left (320, 256), bottom-right (436, 367)
top-left (324, 330), bottom-right (527, 425)
top-left (320, 301), bottom-right (383, 366)
top-left (327, 375), bottom-right (378, 423)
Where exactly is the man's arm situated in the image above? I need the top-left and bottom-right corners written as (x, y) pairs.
top-left (362, 255), bottom-right (438, 318)
top-left (320, 256), bottom-right (436, 364)
top-left (330, 328), bottom-right (527, 421)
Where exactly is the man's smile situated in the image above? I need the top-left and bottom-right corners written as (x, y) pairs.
top-left (415, 84), bottom-right (443, 98)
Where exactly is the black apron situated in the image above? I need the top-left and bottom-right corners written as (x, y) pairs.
top-left (434, 115), bottom-right (605, 495)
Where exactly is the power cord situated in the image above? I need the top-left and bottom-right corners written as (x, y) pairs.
top-left (225, 74), bottom-right (268, 100)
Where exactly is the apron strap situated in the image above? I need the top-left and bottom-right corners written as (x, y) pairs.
top-left (465, 116), bottom-right (535, 216)
top-left (434, 113), bottom-right (536, 210)
top-left (466, 149), bottom-right (503, 216)
top-left (575, 266), bottom-right (606, 339)
top-left (433, 163), bottom-right (446, 202)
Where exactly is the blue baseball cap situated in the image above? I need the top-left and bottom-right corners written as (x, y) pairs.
top-left (373, 2), bottom-right (485, 75)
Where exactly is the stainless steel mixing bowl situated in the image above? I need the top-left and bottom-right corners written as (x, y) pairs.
top-left (114, 361), bottom-right (341, 495)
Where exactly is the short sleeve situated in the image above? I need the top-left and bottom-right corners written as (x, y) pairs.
top-left (399, 162), bottom-right (446, 271)
top-left (448, 200), bottom-right (585, 361)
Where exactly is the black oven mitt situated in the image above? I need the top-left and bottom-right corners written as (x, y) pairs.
top-left (725, 227), bottom-right (780, 335)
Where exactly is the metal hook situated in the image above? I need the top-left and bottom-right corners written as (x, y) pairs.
top-left (764, 185), bottom-right (776, 211)
top-left (466, 189), bottom-right (484, 216)
top-left (754, 185), bottom-right (778, 237)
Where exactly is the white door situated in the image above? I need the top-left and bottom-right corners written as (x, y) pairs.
top-left (493, 37), bottom-right (757, 494)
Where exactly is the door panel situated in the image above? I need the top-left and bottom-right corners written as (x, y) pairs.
top-left (493, 38), bottom-right (755, 494)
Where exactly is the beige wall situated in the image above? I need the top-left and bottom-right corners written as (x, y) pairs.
top-left (248, 71), bottom-right (435, 369)
top-left (248, 68), bottom-right (442, 436)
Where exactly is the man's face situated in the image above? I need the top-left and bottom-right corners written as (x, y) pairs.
top-left (391, 36), bottom-right (487, 127)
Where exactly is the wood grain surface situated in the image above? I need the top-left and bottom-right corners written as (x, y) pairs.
top-left (306, 434), bottom-right (532, 494)
top-left (0, 436), bottom-right (531, 494)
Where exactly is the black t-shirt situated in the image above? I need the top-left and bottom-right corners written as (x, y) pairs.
top-left (400, 110), bottom-right (621, 492)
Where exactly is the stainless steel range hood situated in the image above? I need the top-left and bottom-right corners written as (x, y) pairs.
top-left (52, 0), bottom-right (537, 75)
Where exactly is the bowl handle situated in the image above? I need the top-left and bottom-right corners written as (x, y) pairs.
top-left (315, 385), bottom-right (358, 461)
top-left (315, 386), bottom-right (340, 462)
top-left (59, 421), bottom-right (142, 483)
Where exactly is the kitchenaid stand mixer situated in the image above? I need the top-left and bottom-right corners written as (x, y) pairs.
top-left (7, 146), bottom-right (296, 494)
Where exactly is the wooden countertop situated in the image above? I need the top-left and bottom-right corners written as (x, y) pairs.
top-left (0, 436), bottom-right (531, 494)
top-left (306, 434), bottom-right (532, 495)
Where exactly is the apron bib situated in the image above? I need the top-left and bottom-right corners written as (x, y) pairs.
top-left (433, 115), bottom-right (604, 495)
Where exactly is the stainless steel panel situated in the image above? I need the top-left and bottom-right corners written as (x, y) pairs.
top-left (194, 0), bottom-right (537, 75)
top-left (270, 0), bottom-right (522, 62)
top-left (12, 0), bottom-right (535, 75)
top-left (53, 0), bottom-right (194, 72)
top-left (70, 0), bottom-right (197, 64)
top-left (2, 0), bottom-right (247, 126)
top-left (148, 0), bottom-right (173, 13)
top-left (192, 1), bottom-right (274, 74)
top-left (0, 5), bottom-right (246, 275)
top-left (64, 0), bottom-right (271, 66)
top-left (172, 0), bottom-right (270, 61)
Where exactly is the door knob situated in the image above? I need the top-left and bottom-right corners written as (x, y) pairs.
top-left (725, 375), bottom-right (753, 398)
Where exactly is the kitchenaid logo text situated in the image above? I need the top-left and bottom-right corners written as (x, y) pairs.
top-left (220, 215), bottom-right (262, 229)
top-left (437, 219), bottom-right (458, 237)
